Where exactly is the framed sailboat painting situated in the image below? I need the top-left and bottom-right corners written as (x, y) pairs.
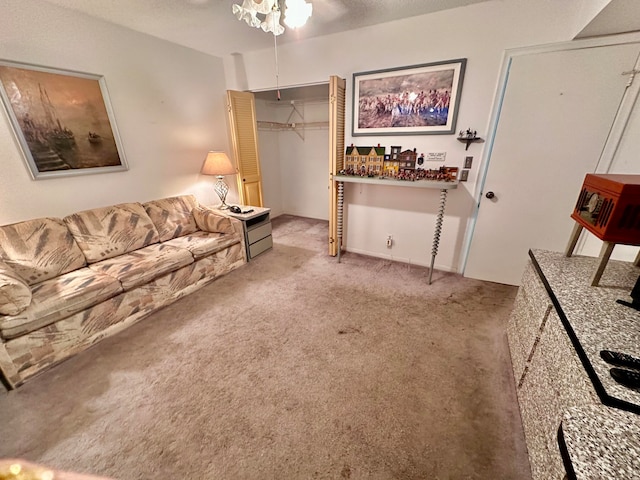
top-left (0, 60), bottom-right (128, 179)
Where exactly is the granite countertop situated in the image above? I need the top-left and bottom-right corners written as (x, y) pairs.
top-left (530, 249), bottom-right (640, 412)
top-left (560, 405), bottom-right (640, 479)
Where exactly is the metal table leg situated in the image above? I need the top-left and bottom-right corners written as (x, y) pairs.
top-left (337, 181), bottom-right (344, 263)
top-left (429, 188), bottom-right (448, 285)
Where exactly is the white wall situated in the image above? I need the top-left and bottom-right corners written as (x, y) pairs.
top-left (255, 101), bottom-right (284, 217)
top-left (575, 0), bottom-right (640, 39)
top-left (608, 88), bottom-right (640, 174)
top-left (228, 0), bottom-right (590, 270)
top-left (573, 0), bottom-right (614, 37)
top-left (0, 0), bottom-right (235, 225)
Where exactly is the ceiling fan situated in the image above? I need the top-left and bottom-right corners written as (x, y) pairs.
top-left (232, 0), bottom-right (313, 36)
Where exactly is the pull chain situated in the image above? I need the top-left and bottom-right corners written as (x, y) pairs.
top-left (274, 31), bottom-right (280, 101)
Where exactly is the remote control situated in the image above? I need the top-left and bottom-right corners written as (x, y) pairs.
top-left (609, 368), bottom-right (640, 390)
top-left (600, 350), bottom-right (640, 371)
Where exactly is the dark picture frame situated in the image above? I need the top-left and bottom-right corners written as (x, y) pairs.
top-left (352, 58), bottom-right (466, 136)
top-left (0, 60), bottom-right (128, 179)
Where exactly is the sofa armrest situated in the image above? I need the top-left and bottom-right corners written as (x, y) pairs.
top-left (0, 260), bottom-right (32, 316)
top-left (193, 206), bottom-right (247, 263)
top-left (228, 216), bottom-right (248, 263)
top-left (192, 206), bottom-right (236, 234)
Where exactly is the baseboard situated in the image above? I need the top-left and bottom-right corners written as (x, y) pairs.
top-left (342, 247), bottom-right (457, 273)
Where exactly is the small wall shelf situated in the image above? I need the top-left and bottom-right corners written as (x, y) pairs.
top-left (334, 174), bottom-right (458, 190)
top-left (457, 135), bottom-right (484, 150)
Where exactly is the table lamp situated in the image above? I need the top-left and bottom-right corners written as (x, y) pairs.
top-left (201, 151), bottom-right (236, 209)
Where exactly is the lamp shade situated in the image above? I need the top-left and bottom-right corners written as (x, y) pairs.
top-left (201, 151), bottom-right (236, 176)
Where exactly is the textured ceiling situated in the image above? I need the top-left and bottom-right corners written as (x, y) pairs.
top-left (576, 0), bottom-right (640, 38)
top-left (40, 0), bottom-right (494, 57)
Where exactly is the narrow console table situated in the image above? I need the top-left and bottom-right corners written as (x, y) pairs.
top-left (333, 174), bottom-right (458, 284)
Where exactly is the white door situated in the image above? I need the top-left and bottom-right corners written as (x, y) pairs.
top-left (465, 42), bottom-right (640, 285)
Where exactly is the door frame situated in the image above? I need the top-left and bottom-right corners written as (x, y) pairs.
top-left (328, 75), bottom-right (346, 256)
top-left (461, 31), bottom-right (640, 274)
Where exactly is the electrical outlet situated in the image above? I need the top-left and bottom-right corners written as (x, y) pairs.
top-left (386, 235), bottom-right (393, 248)
top-left (464, 156), bottom-right (473, 169)
top-left (460, 169), bottom-right (469, 182)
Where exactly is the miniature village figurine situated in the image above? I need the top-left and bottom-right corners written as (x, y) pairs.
top-left (343, 144), bottom-right (458, 182)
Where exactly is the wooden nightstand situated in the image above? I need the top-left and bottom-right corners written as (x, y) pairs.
top-left (226, 206), bottom-right (272, 260)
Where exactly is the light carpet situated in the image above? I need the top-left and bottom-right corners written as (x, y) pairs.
top-left (0, 215), bottom-right (531, 479)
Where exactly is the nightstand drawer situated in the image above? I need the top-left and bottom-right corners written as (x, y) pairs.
top-left (247, 222), bottom-right (272, 244)
top-left (249, 235), bottom-right (273, 258)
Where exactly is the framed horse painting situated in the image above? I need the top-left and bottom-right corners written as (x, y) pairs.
top-left (352, 59), bottom-right (466, 136)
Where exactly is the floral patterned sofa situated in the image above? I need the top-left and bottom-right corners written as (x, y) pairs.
top-left (0, 195), bottom-right (246, 389)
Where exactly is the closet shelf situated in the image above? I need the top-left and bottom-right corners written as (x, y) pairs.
top-left (257, 120), bottom-right (329, 131)
top-left (257, 98), bottom-right (329, 139)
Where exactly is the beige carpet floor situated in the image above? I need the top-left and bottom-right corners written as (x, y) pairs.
top-left (0, 215), bottom-right (531, 479)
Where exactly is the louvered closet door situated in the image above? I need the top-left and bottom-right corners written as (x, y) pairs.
top-left (227, 90), bottom-right (264, 207)
top-left (328, 75), bottom-right (346, 256)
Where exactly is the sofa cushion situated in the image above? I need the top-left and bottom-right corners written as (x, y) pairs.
top-left (88, 243), bottom-right (194, 291)
top-left (163, 231), bottom-right (240, 260)
top-left (0, 260), bottom-right (32, 316)
top-left (0, 217), bottom-right (87, 286)
top-left (143, 195), bottom-right (198, 242)
top-left (64, 202), bottom-right (160, 264)
top-left (0, 267), bottom-right (123, 339)
top-left (192, 206), bottom-right (235, 234)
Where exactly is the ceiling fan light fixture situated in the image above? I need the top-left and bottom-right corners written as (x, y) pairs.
top-left (284, 0), bottom-right (313, 29)
top-left (232, 0), bottom-right (261, 28)
top-left (232, 0), bottom-right (285, 34)
top-left (232, 0), bottom-right (311, 35)
top-left (262, 8), bottom-right (285, 35)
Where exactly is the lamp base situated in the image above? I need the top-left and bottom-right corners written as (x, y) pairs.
top-left (214, 176), bottom-right (230, 210)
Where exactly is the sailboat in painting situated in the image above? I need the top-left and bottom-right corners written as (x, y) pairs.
top-left (19, 84), bottom-right (76, 171)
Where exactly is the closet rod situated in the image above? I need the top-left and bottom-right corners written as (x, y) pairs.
top-left (257, 120), bottom-right (329, 130)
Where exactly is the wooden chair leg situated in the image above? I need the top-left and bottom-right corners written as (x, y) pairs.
top-left (590, 242), bottom-right (615, 286)
top-left (565, 222), bottom-right (583, 257)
